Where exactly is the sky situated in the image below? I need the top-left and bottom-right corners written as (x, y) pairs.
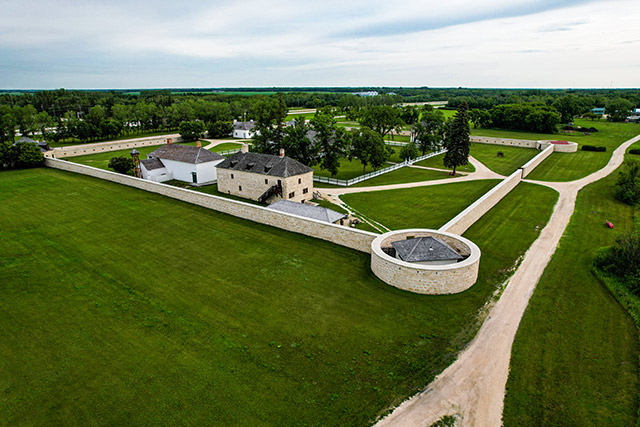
top-left (1, 0), bottom-right (639, 89)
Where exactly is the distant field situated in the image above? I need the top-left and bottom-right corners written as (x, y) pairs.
top-left (0, 168), bottom-right (552, 425)
top-left (473, 119), bottom-right (640, 181)
top-left (341, 179), bottom-right (499, 230)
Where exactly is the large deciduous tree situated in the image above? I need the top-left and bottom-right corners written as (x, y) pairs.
top-left (349, 127), bottom-right (391, 174)
top-left (251, 95), bottom-right (288, 154)
top-left (553, 94), bottom-right (582, 124)
top-left (178, 121), bottom-right (205, 141)
top-left (359, 105), bottom-right (404, 139)
top-left (443, 102), bottom-right (471, 175)
top-left (412, 109), bottom-right (446, 155)
top-left (310, 112), bottom-right (346, 178)
top-left (607, 98), bottom-right (634, 122)
top-left (281, 117), bottom-right (319, 166)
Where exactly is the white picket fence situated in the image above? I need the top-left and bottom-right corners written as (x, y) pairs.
top-left (216, 148), bottom-right (243, 156)
top-left (384, 140), bottom-right (409, 147)
top-left (313, 149), bottom-right (446, 187)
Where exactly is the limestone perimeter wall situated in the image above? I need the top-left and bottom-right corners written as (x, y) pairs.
top-left (521, 145), bottom-right (554, 178)
top-left (440, 170), bottom-right (523, 235)
top-left (45, 158), bottom-right (377, 253)
top-left (50, 134), bottom-right (183, 158)
top-left (371, 229), bottom-right (481, 295)
top-left (470, 136), bottom-right (538, 148)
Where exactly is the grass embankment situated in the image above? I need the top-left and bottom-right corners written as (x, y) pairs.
top-left (503, 167), bottom-right (639, 426)
top-left (1, 168), bottom-right (555, 426)
top-left (473, 119), bottom-right (640, 181)
top-left (341, 180), bottom-right (499, 230)
top-left (67, 142), bottom-right (199, 170)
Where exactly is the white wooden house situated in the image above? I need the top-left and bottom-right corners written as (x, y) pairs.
top-left (140, 143), bottom-right (225, 185)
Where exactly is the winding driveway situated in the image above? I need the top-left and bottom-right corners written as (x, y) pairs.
top-left (375, 133), bottom-right (640, 426)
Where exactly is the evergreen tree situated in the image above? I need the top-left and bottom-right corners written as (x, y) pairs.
top-left (443, 102), bottom-right (471, 175)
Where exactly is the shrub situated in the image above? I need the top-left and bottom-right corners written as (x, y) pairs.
top-left (615, 159), bottom-right (640, 205)
top-left (1, 141), bottom-right (43, 169)
top-left (595, 233), bottom-right (640, 296)
top-left (108, 156), bottom-right (135, 174)
top-left (629, 149), bottom-right (640, 155)
top-left (581, 145), bottom-right (606, 152)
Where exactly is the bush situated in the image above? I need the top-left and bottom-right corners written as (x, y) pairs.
top-left (108, 156), bottom-right (135, 174)
top-left (581, 145), bottom-right (606, 152)
top-left (179, 121), bottom-right (205, 141)
top-left (595, 233), bottom-right (640, 296)
top-left (615, 159), bottom-right (640, 205)
top-left (1, 141), bottom-right (43, 169)
top-left (629, 149), bottom-right (640, 155)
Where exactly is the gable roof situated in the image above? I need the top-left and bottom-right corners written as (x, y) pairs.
top-left (147, 144), bottom-right (224, 164)
top-left (140, 158), bottom-right (166, 170)
top-left (234, 121), bottom-right (255, 131)
top-left (266, 200), bottom-right (347, 223)
top-left (216, 152), bottom-right (313, 178)
top-left (15, 137), bottom-right (50, 151)
top-left (391, 236), bottom-right (464, 263)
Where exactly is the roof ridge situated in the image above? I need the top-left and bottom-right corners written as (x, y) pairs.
top-left (405, 237), bottom-right (422, 260)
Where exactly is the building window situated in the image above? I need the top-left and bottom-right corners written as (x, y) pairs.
top-left (303, 188), bottom-right (308, 194)
top-left (288, 192), bottom-right (295, 199)
top-left (298, 178), bottom-right (301, 184)
top-left (265, 179), bottom-right (268, 184)
top-left (231, 173), bottom-right (234, 179)
top-left (239, 185), bottom-right (242, 191)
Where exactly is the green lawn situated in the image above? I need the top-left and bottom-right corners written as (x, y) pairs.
top-left (311, 198), bottom-right (349, 215)
top-left (67, 142), bottom-right (199, 171)
top-left (470, 143), bottom-right (539, 176)
top-left (350, 167), bottom-right (455, 188)
top-left (503, 167), bottom-right (639, 426)
top-left (341, 180), bottom-right (499, 230)
top-left (385, 135), bottom-right (411, 143)
top-left (209, 142), bottom-right (242, 152)
top-left (0, 168), bottom-right (553, 425)
top-left (473, 119), bottom-right (640, 181)
top-left (414, 153), bottom-right (476, 173)
top-left (49, 130), bottom-right (179, 147)
top-left (313, 157), bottom-right (377, 180)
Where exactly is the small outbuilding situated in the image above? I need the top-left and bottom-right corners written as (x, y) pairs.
top-left (390, 236), bottom-right (464, 266)
top-left (233, 121), bottom-right (257, 139)
top-left (14, 137), bottom-right (51, 153)
top-left (266, 200), bottom-right (347, 224)
top-left (140, 143), bottom-right (225, 184)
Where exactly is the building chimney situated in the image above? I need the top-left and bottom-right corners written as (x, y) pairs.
top-left (196, 141), bottom-right (202, 148)
top-left (241, 143), bottom-right (249, 153)
top-left (167, 138), bottom-right (173, 144)
top-left (279, 148), bottom-right (285, 158)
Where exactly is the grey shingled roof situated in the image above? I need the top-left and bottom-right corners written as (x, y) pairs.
top-left (234, 121), bottom-right (256, 131)
top-left (140, 158), bottom-right (166, 170)
top-left (267, 200), bottom-right (347, 223)
top-left (15, 137), bottom-right (50, 152)
top-left (147, 144), bottom-right (224, 164)
top-left (391, 236), bottom-right (464, 263)
top-left (216, 152), bottom-right (313, 178)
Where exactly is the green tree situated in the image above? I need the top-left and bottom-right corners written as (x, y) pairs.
top-left (14, 105), bottom-right (37, 136)
top-left (281, 117), bottom-right (319, 166)
top-left (0, 105), bottom-right (16, 143)
top-left (178, 121), bottom-right (205, 141)
top-left (207, 120), bottom-right (234, 138)
top-left (13, 141), bottom-right (44, 168)
top-left (108, 156), bottom-right (135, 175)
top-left (412, 109), bottom-right (446, 155)
top-left (553, 94), bottom-right (582, 123)
top-left (251, 96), bottom-right (288, 154)
top-left (469, 109), bottom-right (492, 128)
top-left (399, 142), bottom-right (419, 161)
top-left (349, 127), bottom-right (391, 174)
top-left (100, 119), bottom-right (123, 140)
top-left (310, 112), bottom-right (346, 177)
top-left (359, 105), bottom-right (404, 139)
top-left (615, 159), bottom-right (640, 205)
top-left (443, 102), bottom-right (471, 175)
top-left (606, 98), bottom-right (634, 122)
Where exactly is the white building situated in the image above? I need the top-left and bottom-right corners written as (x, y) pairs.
top-left (233, 121), bottom-right (257, 139)
top-left (140, 143), bottom-right (225, 185)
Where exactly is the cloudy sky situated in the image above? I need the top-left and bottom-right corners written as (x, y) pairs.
top-left (1, 0), bottom-right (639, 89)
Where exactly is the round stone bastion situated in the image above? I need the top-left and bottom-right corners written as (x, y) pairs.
top-left (371, 229), bottom-right (481, 295)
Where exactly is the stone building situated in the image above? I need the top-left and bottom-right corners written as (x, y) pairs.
top-left (216, 147), bottom-right (314, 204)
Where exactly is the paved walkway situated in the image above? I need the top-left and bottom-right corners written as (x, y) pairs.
top-left (375, 133), bottom-right (640, 427)
top-left (202, 139), bottom-right (246, 150)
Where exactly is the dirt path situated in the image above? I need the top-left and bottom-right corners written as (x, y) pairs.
top-left (375, 134), bottom-right (640, 427)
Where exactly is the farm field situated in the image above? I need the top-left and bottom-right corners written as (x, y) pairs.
top-left (67, 141), bottom-right (199, 171)
top-left (503, 166), bottom-right (639, 426)
top-left (341, 180), bottom-right (500, 230)
top-left (1, 168), bottom-right (552, 426)
top-left (470, 143), bottom-right (539, 176)
top-left (472, 119), bottom-right (640, 181)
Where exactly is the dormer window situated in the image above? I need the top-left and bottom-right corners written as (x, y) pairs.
top-left (230, 160), bottom-right (238, 167)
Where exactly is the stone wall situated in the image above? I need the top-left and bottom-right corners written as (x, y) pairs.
top-left (370, 229), bottom-right (481, 295)
top-left (440, 170), bottom-right (523, 235)
top-left (50, 135), bottom-right (183, 158)
top-left (521, 145), bottom-right (554, 178)
top-left (45, 158), bottom-right (377, 253)
top-left (470, 136), bottom-right (538, 148)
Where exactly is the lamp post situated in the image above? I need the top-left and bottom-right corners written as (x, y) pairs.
top-left (130, 149), bottom-right (141, 178)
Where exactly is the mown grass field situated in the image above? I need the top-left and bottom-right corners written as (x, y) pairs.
top-left (349, 167), bottom-right (455, 188)
top-left (1, 168), bottom-right (555, 426)
top-left (49, 130), bottom-right (180, 147)
top-left (414, 152), bottom-right (476, 173)
top-left (209, 142), bottom-right (242, 152)
top-left (473, 119), bottom-right (640, 181)
top-left (67, 142), bottom-right (199, 171)
top-left (341, 180), bottom-right (500, 230)
top-left (469, 143), bottom-right (539, 176)
top-left (503, 167), bottom-right (639, 426)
